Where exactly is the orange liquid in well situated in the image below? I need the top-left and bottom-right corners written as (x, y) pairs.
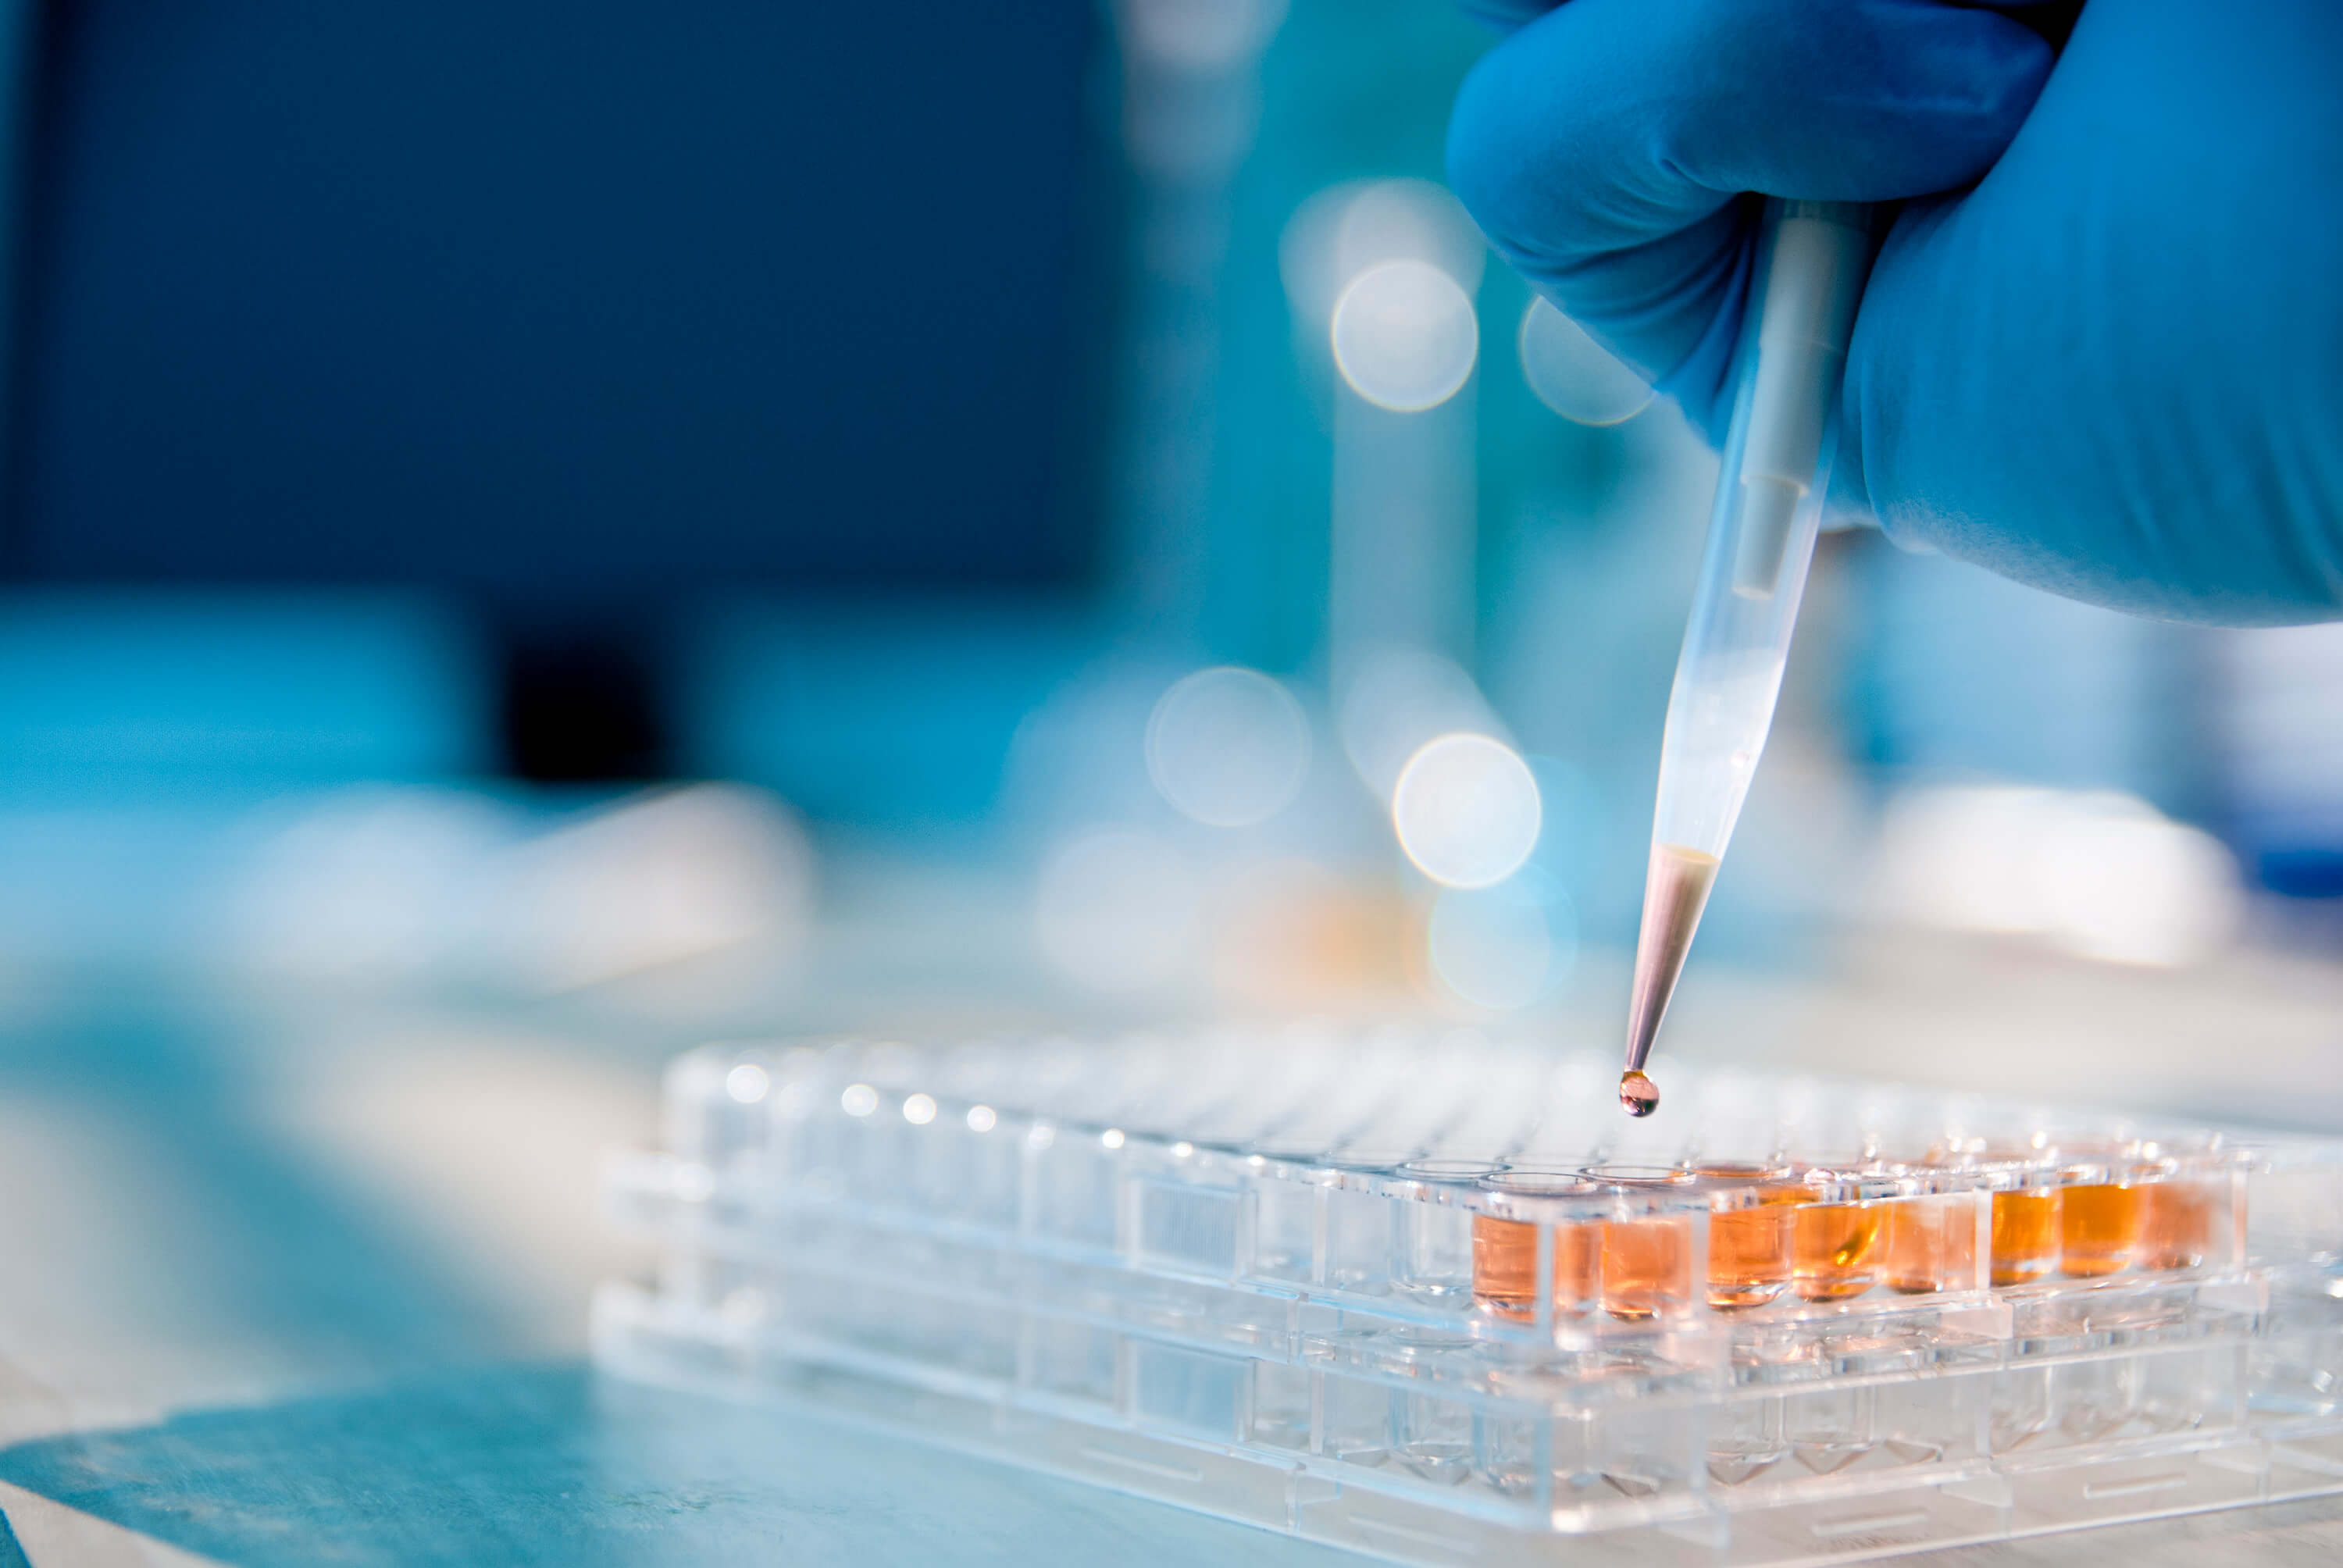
top-left (1706, 1201), bottom-right (1794, 1310)
top-left (1472, 1216), bottom-right (1595, 1320)
top-left (2059, 1183), bottom-right (2143, 1278)
top-left (1472, 1216), bottom-right (1535, 1316)
top-left (1600, 1217), bottom-right (1693, 1320)
top-left (1881, 1195), bottom-right (1975, 1295)
top-left (1792, 1202), bottom-right (1884, 1301)
top-left (1990, 1190), bottom-right (2060, 1286)
top-left (2137, 1181), bottom-right (2216, 1270)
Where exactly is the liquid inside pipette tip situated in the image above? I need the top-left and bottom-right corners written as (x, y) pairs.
top-left (1618, 1070), bottom-right (1659, 1118)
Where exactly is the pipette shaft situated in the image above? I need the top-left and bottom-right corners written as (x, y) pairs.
top-left (1622, 201), bottom-right (1879, 1096)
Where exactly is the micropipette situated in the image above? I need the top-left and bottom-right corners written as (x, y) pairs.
top-left (1621, 199), bottom-right (1880, 1117)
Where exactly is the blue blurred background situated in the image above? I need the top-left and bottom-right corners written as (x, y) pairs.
top-left (0, 0), bottom-right (2331, 1007)
top-left (0, 2), bottom-right (2332, 1473)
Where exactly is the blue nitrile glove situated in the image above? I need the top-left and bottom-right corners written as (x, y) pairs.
top-left (1446, 0), bottom-right (2343, 626)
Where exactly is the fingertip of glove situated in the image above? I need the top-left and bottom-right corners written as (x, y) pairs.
top-left (1443, 6), bottom-right (1602, 270)
top-left (1846, 2), bottom-right (2059, 185)
top-left (1443, 47), bottom-right (1532, 263)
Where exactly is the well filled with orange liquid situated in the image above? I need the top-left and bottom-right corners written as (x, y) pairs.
top-left (1706, 1200), bottom-right (1794, 1310)
top-left (1471, 1214), bottom-right (1594, 1320)
top-left (1792, 1202), bottom-right (1884, 1300)
top-left (2059, 1182), bottom-right (2143, 1278)
top-left (1881, 1194), bottom-right (1975, 1294)
top-left (1991, 1189), bottom-right (2060, 1286)
top-left (1600, 1216), bottom-right (1694, 1320)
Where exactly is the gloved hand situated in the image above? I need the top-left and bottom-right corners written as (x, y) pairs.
top-left (1446, 0), bottom-right (2343, 626)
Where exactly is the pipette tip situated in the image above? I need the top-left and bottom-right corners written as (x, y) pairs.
top-left (1620, 843), bottom-right (1721, 1113)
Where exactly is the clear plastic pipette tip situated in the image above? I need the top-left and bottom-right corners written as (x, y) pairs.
top-left (1617, 201), bottom-right (1877, 1113)
top-left (1622, 841), bottom-right (1719, 1082)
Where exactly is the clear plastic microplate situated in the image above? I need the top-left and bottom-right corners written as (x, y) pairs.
top-left (594, 1032), bottom-right (2343, 1566)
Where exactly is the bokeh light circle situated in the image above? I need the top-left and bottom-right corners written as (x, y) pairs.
top-left (1517, 298), bottom-right (1653, 426)
top-left (1331, 261), bottom-right (1478, 412)
top-left (1392, 733), bottom-right (1542, 889)
top-left (1146, 665), bottom-right (1311, 827)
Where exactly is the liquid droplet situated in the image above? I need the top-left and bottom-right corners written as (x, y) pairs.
top-left (1619, 1070), bottom-right (1659, 1118)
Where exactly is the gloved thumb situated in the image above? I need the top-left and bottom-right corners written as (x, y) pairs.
top-left (1446, 0), bottom-right (2052, 436)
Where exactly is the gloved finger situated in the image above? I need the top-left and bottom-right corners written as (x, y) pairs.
top-left (1846, 0), bottom-right (2343, 622)
top-left (1446, 0), bottom-right (2052, 430)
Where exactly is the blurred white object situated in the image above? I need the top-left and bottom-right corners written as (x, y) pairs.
top-left (1330, 260), bottom-right (1478, 413)
top-left (226, 782), bottom-right (816, 996)
top-left (1392, 732), bottom-right (1542, 889)
top-left (223, 787), bottom-right (517, 982)
top-left (1517, 298), bottom-right (1652, 426)
top-left (1870, 785), bottom-right (2243, 968)
top-left (1033, 828), bottom-right (1202, 993)
top-left (507, 784), bottom-right (815, 992)
top-left (1117, 0), bottom-right (1286, 73)
top-left (1144, 666), bottom-right (1311, 827)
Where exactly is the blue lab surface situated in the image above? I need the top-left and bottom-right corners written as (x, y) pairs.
top-left (0, 1365), bottom-right (1357, 1567)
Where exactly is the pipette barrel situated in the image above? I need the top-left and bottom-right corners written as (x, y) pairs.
top-left (1732, 205), bottom-right (1871, 598)
top-left (1623, 200), bottom-right (1880, 1085)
